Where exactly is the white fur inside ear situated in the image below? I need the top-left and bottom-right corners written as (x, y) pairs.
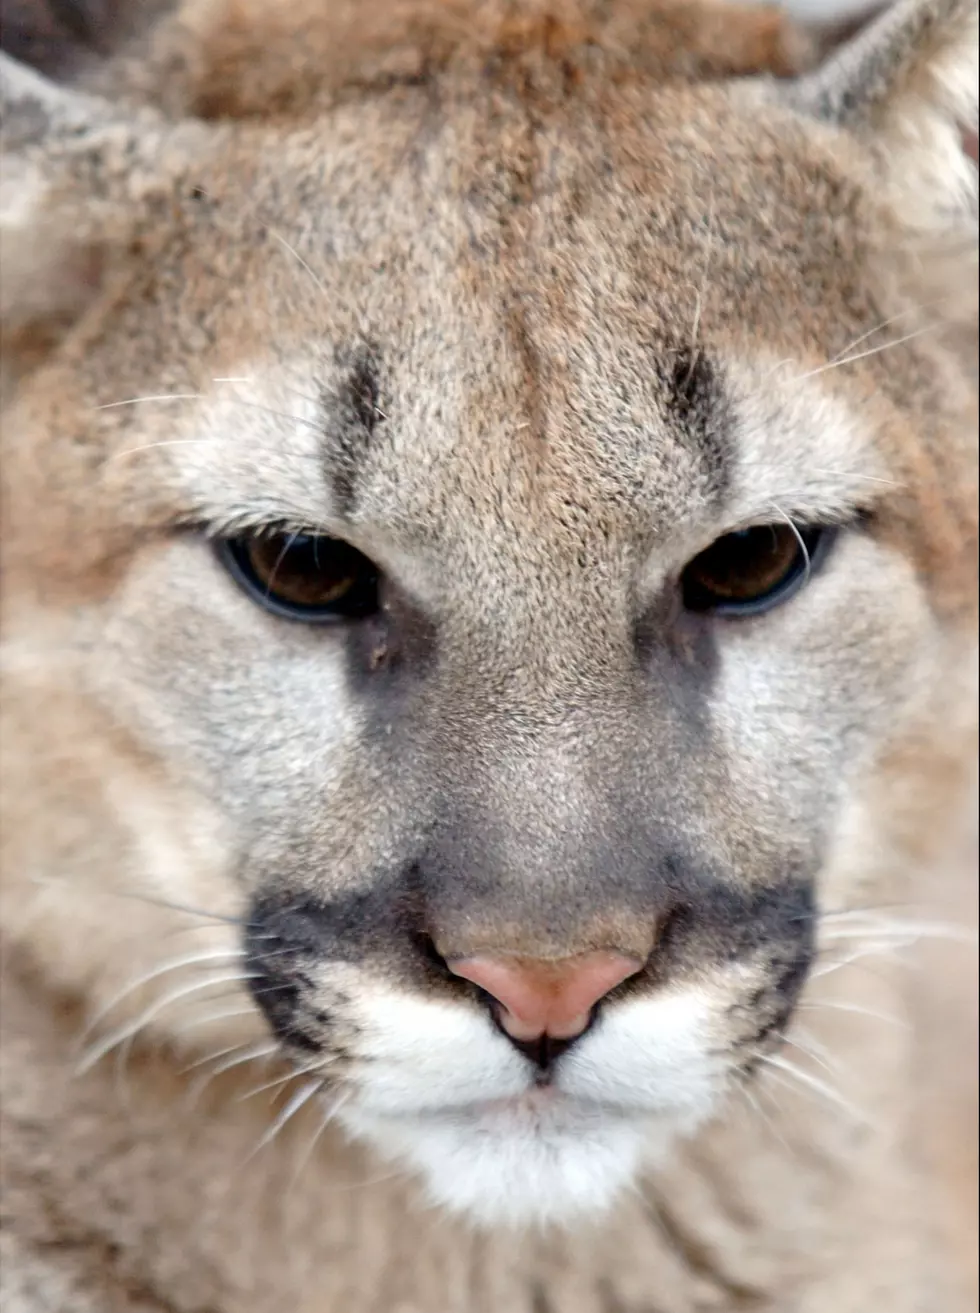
top-left (785, 1), bottom-right (978, 238)
top-left (882, 3), bottom-right (978, 233)
top-left (0, 165), bottom-right (100, 339)
top-left (0, 50), bottom-right (107, 134)
top-left (0, 53), bottom-right (209, 376)
top-left (0, 159), bottom-right (45, 234)
top-left (1, 56), bottom-right (112, 337)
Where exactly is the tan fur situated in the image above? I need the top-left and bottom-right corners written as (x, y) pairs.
top-left (1, 1), bottom-right (977, 1309)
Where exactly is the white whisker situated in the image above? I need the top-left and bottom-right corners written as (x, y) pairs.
top-left (271, 230), bottom-right (329, 298)
top-left (112, 1032), bottom-right (139, 1113)
top-left (760, 1053), bottom-right (868, 1126)
top-left (819, 919), bottom-right (977, 946)
top-left (262, 528), bottom-right (302, 600)
top-left (159, 922), bottom-right (244, 943)
top-left (96, 394), bottom-right (201, 409)
top-left (108, 439), bottom-right (215, 461)
top-left (768, 503), bottom-right (812, 585)
top-left (243, 1079), bottom-right (324, 1163)
top-left (817, 906), bottom-right (908, 921)
top-left (819, 931), bottom-right (920, 950)
top-left (105, 890), bottom-right (244, 926)
top-left (811, 468), bottom-right (905, 489)
top-left (183, 1041), bottom-right (282, 1109)
top-left (79, 950), bottom-right (247, 1043)
top-left (322, 1164), bottom-right (411, 1195)
top-left (796, 1000), bottom-right (910, 1031)
top-left (735, 1078), bottom-right (793, 1155)
top-left (793, 322), bottom-right (939, 381)
top-left (287, 1090), bottom-right (353, 1189)
top-left (182, 1038), bottom-right (280, 1077)
top-left (688, 189), bottom-right (715, 352)
top-left (825, 291), bottom-right (962, 363)
top-left (236, 1059), bottom-right (331, 1103)
top-left (816, 907), bottom-right (899, 923)
top-left (77, 972), bottom-right (260, 1074)
top-left (810, 942), bottom-right (919, 980)
top-left (781, 1030), bottom-right (840, 1080)
top-left (172, 1006), bottom-right (261, 1035)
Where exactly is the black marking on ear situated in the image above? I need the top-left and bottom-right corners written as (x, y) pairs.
top-left (1, 0), bottom-right (135, 76)
top-left (320, 342), bottom-right (387, 513)
top-left (46, 0), bottom-right (100, 45)
top-left (659, 346), bottom-right (731, 502)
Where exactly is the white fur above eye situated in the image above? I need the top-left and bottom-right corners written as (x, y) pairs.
top-left (337, 986), bottom-right (726, 1226)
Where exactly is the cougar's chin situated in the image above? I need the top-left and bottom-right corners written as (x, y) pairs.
top-left (339, 1097), bottom-right (669, 1227)
top-left (263, 986), bottom-right (731, 1225)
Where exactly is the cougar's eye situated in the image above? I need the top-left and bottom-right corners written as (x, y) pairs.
top-left (681, 523), bottom-right (829, 617)
top-left (219, 531), bottom-right (380, 622)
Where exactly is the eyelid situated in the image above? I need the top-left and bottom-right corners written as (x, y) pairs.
top-left (727, 507), bottom-right (867, 537)
top-left (180, 512), bottom-right (346, 545)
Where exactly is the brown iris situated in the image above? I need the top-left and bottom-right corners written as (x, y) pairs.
top-left (681, 523), bottom-right (827, 616)
top-left (220, 531), bottom-right (380, 621)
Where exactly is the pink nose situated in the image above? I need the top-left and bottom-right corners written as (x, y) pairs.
top-left (449, 951), bottom-right (642, 1042)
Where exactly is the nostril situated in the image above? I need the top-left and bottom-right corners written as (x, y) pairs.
top-left (449, 951), bottom-right (642, 1042)
top-left (411, 931), bottom-right (455, 980)
top-left (491, 1011), bottom-right (593, 1072)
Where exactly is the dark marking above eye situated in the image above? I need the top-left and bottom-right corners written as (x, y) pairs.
top-left (666, 348), bottom-right (711, 417)
top-left (657, 346), bottom-right (730, 503)
top-left (320, 341), bottom-right (386, 512)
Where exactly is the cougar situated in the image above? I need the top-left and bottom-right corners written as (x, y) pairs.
top-left (0, 0), bottom-right (977, 1308)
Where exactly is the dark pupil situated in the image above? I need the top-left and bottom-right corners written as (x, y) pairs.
top-left (689, 525), bottom-right (800, 602)
top-left (247, 534), bottom-right (373, 611)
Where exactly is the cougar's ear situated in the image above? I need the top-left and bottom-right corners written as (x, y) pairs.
top-left (787, 0), bottom-right (977, 345)
top-left (790, 0), bottom-right (977, 230)
top-left (1, 53), bottom-right (206, 384)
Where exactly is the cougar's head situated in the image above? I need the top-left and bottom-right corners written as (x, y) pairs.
top-left (1, 0), bottom-right (976, 1225)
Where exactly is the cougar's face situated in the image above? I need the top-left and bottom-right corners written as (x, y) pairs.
top-left (7, 91), bottom-right (945, 1225)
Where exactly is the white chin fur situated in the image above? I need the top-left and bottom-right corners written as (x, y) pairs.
top-left (330, 985), bottom-right (725, 1225)
top-left (340, 1099), bottom-right (664, 1227)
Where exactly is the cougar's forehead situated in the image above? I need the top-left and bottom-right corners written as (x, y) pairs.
top-left (118, 85), bottom-right (878, 568)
